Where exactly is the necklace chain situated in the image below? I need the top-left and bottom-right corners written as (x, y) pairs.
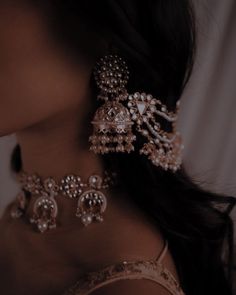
top-left (19, 170), bottom-right (115, 198)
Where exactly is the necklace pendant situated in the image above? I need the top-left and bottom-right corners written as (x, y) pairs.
top-left (76, 189), bottom-right (107, 226)
top-left (30, 194), bottom-right (58, 233)
top-left (76, 175), bottom-right (107, 226)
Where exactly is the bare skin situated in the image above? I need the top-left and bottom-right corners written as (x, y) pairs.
top-left (0, 2), bottom-right (180, 294)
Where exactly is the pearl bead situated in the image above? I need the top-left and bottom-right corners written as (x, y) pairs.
top-left (82, 214), bottom-right (93, 226)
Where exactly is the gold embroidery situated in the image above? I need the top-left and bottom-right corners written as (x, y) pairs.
top-left (63, 260), bottom-right (185, 295)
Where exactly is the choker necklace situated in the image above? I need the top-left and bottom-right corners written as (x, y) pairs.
top-left (11, 170), bottom-right (117, 233)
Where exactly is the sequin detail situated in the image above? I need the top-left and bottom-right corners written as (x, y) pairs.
top-left (63, 251), bottom-right (185, 295)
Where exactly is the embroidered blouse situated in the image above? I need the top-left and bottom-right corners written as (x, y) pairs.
top-left (63, 239), bottom-right (185, 295)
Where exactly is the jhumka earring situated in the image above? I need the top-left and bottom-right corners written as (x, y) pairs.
top-left (89, 54), bottom-right (184, 172)
top-left (89, 55), bottom-right (136, 154)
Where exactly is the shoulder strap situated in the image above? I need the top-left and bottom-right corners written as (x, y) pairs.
top-left (155, 239), bottom-right (169, 263)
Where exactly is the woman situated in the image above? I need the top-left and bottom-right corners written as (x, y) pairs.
top-left (0, 0), bottom-right (235, 294)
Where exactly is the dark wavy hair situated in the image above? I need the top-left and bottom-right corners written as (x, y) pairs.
top-left (11, 1), bottom-right (236, 294)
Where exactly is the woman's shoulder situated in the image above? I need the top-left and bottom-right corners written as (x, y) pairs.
top-left (63, 196), bottom-right (183, 295)
top-left (68, 195), bottom-right (180, 284)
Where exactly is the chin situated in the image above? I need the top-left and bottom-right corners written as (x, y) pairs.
top-left (0, 119), bottom-right (30, 138)
top-left (0, 132), bottom-right (13, 138)
top-left (0, 126), bottom-right (17, 138)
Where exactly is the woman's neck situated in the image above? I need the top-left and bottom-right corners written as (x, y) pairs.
top-left (16, 108), bottom-right (104, 181)
top-left (15, 107), bottom-right (111, 228)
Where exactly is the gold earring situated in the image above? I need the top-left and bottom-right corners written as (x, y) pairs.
top-left (89, 54), bottom-right (136, 154)
top-left (127, 92), bottom-right (184, 172)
